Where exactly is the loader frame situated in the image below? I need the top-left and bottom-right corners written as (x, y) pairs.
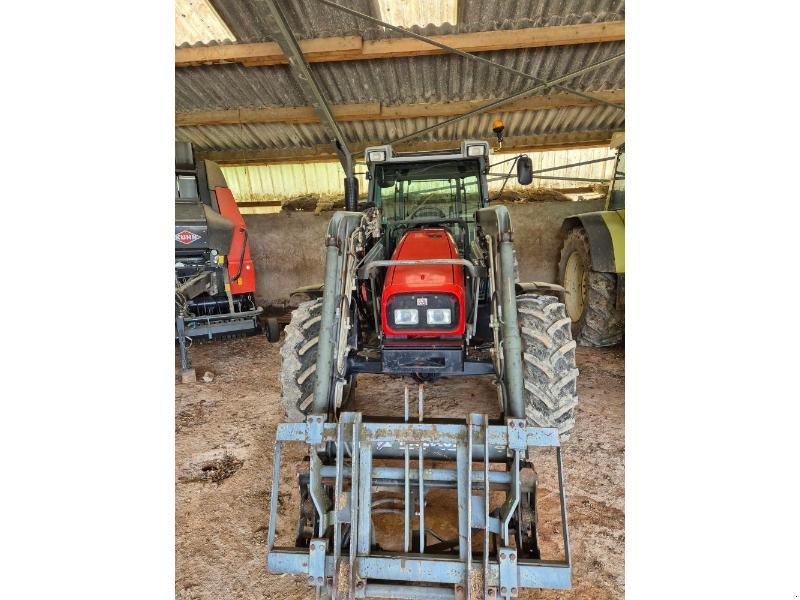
top-left (267, 407), bottom-right (571, 600)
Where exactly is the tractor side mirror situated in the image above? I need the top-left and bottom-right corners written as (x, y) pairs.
top-left (517, 156), bottom-right (533, 185)
top-left (378, 176), bottom-right (395, 188)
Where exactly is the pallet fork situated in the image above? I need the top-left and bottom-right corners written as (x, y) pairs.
top-left (267, 384), bottom-right (571, 599)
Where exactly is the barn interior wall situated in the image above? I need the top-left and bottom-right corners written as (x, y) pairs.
top-left (244, 197), bottom-right (606, 306)
top-left (223, 147), bottom-right (615, 214)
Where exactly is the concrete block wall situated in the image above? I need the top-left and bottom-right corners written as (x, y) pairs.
top-left (243, 199), bottom-right (605, 307)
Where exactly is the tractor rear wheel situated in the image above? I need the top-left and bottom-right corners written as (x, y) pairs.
top-left (280, 298), bottom-right (323, 422)
top-left (517, 294), bottom-right (579, 441)
top-left (558, 227), bottom-right (624, 347)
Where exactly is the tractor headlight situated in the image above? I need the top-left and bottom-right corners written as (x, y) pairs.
top-left (426, 308), bottom-right (452, 325)
top-left (393, 308), bottom-right (419, 325)
top-left (367, 150), bottom-right (386, 162)
top-left (387, 293), bottom-right (459, 331)
top-left (466, 144), bottom-right (486, 156)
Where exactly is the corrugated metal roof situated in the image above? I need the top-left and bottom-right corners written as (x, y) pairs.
top-left (175, 42), bottom-right (623, 111)
top-left (194, 0), bottom-right (624, 44)
top-left (175, 0), bottom-right (624, 158)
top-left (176, 0), bottom-right (236, 45)
top-left (177, 104), bottom-right (623, 151)
top-left (376, 0), bottom-right (457, 28)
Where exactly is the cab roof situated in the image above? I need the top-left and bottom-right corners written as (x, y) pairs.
top-left (365, 140), bottom-right (490, 164)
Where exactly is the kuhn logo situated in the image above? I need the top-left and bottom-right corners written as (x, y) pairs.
top-left (176, 230), bottom-right (201, 244)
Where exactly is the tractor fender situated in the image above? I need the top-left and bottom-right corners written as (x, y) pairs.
top-left (515, 281), bottom-right (566, 295)
top-left (289, 284), bottom-right (324, 301)
top-left (476, 205), bottom-right (512, 241)
top-left (561, 210), bottom-right (625, 273)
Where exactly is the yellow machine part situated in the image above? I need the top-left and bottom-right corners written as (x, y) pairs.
top-left (601, 209), bottom-right (625, 273)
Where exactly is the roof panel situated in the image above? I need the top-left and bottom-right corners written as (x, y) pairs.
top-left (176, 0), bottom-right (236, 45)
top-left (176, 0), bottom-right (624, 157)
top-left (175, 42), bottom-right (624, 111)
top-left (196, 0), bottom-right (624, 44)
top-left (176, 104), bottom-right (624, 151)
top-left (376, 0), bottom-right (457, 28)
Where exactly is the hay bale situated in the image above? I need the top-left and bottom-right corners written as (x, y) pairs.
top-left (281, 195), bottom-right (319, 212)
top-left (493, 187), bottom-right (571, 203)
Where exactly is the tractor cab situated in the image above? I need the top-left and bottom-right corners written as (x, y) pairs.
top-left (364, 141), bottom-right (493, 371)
top-left (366, 140), bottom-right (491, 260)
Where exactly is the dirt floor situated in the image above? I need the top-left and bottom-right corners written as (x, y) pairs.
top-left (176, 336), bottom-right (624, 599)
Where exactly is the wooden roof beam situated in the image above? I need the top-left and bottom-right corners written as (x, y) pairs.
top-left (175, 21), bottom-right (624, 67)
top-left (192, 131), bottom-right (618, 165)
top-left (176, 89), bottom-right (624, 127)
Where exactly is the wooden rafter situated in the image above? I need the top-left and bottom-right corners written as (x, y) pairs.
top-left (191, 131), bottom-right (618, 165)
top-left (176, 89), bottom-right (624, 127)
top-left (175, 21), bottom-right (625, 67)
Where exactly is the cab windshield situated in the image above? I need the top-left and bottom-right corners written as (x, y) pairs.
top-left (371, 160), bottom-right (484, 254)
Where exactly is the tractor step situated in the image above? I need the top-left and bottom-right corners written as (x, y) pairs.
top-left (266, 387), bottom-right (571, 599)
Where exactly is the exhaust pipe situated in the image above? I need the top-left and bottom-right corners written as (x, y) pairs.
top-left (344, 176), bottom-right (358, 212)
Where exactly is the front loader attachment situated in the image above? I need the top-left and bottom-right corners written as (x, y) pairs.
top-left (267, 387), bottom-right (571, 599)
top-left (268, 206), bottom-right (576, 598)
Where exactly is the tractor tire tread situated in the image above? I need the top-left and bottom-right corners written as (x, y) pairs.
top-left (517, 294), bottom-right (579, 441)
top-left (280, 298), bottom-right (323, 422)
top-left (579, 272), bottom-right (624, 347)
top-left (558, 227), bottom-right (624, 347)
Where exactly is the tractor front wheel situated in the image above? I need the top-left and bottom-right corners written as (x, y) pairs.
top-left (517, 294), bottom-right (579, 441)
top-left (280, 298), bottom-right (323, 422)
top-left (558, 227), bottom-right (624, 347)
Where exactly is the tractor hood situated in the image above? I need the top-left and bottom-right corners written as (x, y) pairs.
top-left (381, 228), bottom-right (466, 337)
top-left (385, 228), bottom-right (464, 289)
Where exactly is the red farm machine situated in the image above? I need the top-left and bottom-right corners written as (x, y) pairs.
top-left (174, 142), bottom-right (272, 382)
top-left (267, 139), bottom-right (580, 599)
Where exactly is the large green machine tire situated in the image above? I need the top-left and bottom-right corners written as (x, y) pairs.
top-left (517, 294), bottom-right (579, 441)
top-left (558, 227), bottom-right (624, 347)
top-left (280, 298), bottom-right (323, 422)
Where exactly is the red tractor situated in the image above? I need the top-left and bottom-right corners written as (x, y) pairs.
top-left (269, 139), bottom-right (579, 598)
top-left (280, 140), bottom-right (578, 436)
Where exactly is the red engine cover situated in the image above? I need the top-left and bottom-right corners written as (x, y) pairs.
top-left (214, 186), bottom-right (256, 295)
top-left (381, 228), bottom-right (466, 337)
